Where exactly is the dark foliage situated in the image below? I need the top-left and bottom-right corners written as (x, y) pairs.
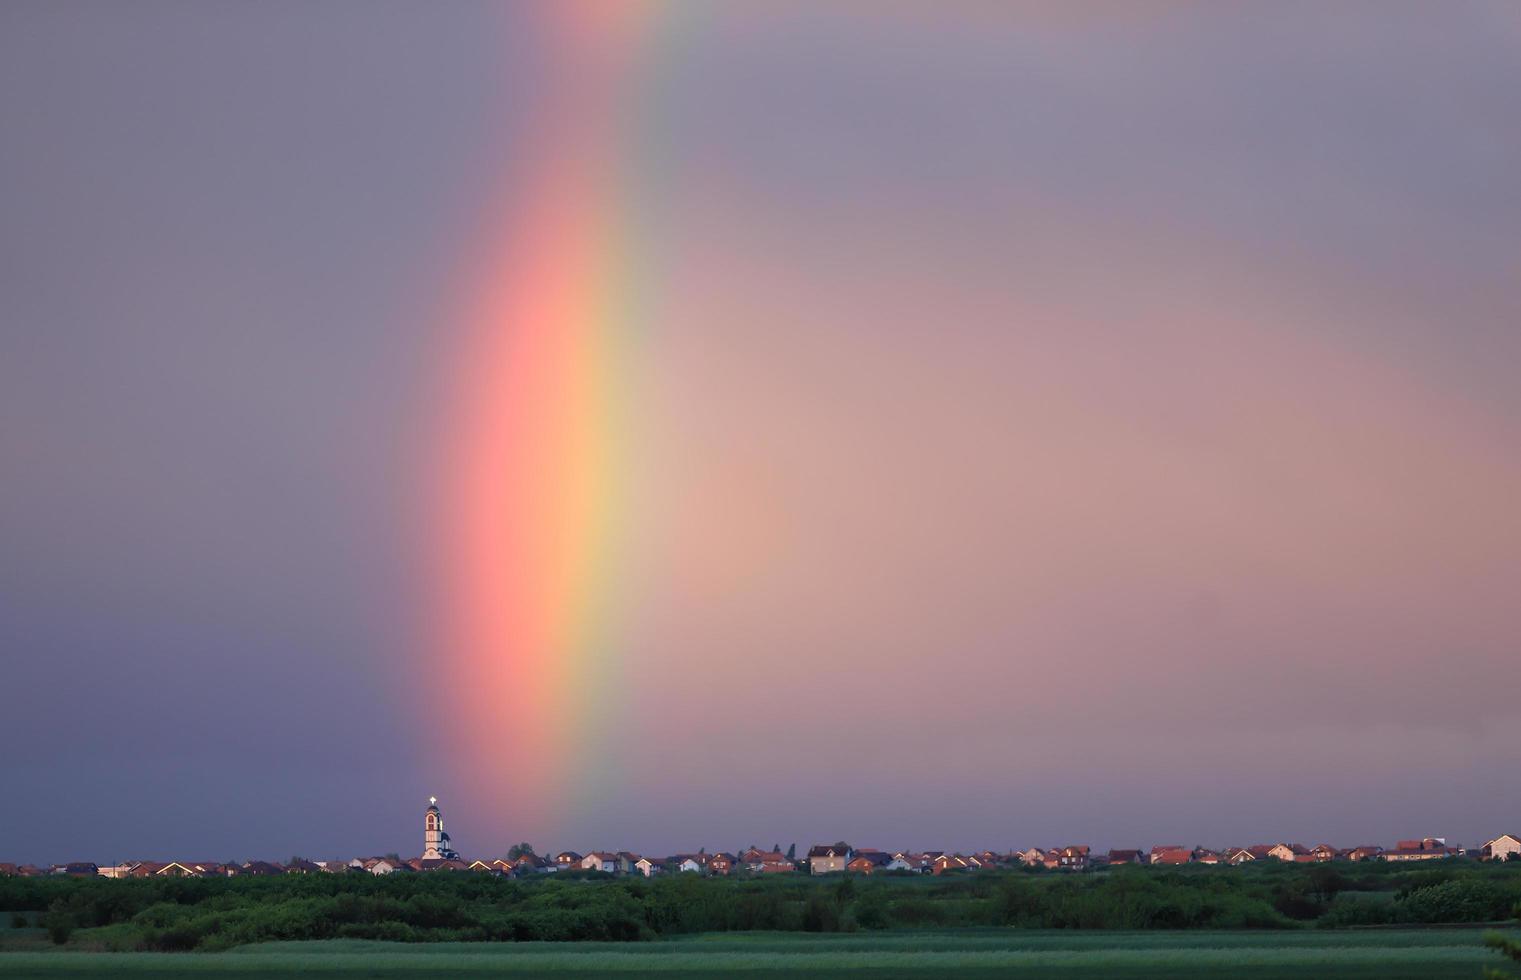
top-left (1, 860), bottom-right (1518, 952)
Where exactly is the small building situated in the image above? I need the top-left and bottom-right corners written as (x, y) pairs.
top-left (1382, 839), bottom-right (1455, 862)
top-left (1149, 845), bottom-right (1185, 865)
top-left (1056, 846), bottom-right (1090, 871)
top-left (580, 852), bottom-right (619, 874)
top-left (846, 851), bottom-right (890, 874)
top-left (807, 843), bottom-right (853, 875)
top-left (512, 854), bottom-right (554, 874)
top-left (554, 851), bottom-right (583, 870)
top-left (154, 862), bottom-right (201, 878)
top-left (1151, 847), bottom-right (1191, 865)
top-left (634, 857), bottom-right (661, 877)
top-left (707, 852), bottom-right (737, 876)
top-left (740, 848), bottom-right (794, 873)
top-left (1345, 845), bottom-right (1383, 862)
top-left (1014, 847), bottom-right (1047, 867)
top-left (1484, 835), bottom-right (1521, 862)
top-left (1107, 849), bottom-right (1144, 866)
top-left (1310, 844), bottom-right (1339, 862)
top-left (1267, 843), bottom-right (1310, 862)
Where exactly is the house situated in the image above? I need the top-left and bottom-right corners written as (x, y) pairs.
top-left (1056, 846), bottom-right (1090, 870)
top-left (808, 843), bottom-right (853, 875)
top-left (1151, 848), bottom-right (1192, 865)
top-left (707, 852), bottom-right (737, 876)
top-left (59, 862), bottom-right (99, 877)
top-left (635, 857), bottom-right (662, 877)
top-left (886, 853), bottom-right (927, 873)
top-left (1484, 835), bottom-right (1521, 862)
top-left (513, 854), bottom-right (555, 874)
top-left (931, 853), bottom-right (972, 875)
top-left (1310, 844), bottom-right (1339, 862)
top-left (740, 848), bottom-right (795, 873)
top-left (467, 860), bottom-right (494, 873)
top-left (418, 858), bottom-right (469, 871)
top-left (1015, 847), bottom-right (1047, 867)
top-left (554, 851), bottom-right (583, 870)
top-left (1345, 846), bottom-right (1382, 862)
top-left (616, 852), bottom-right (641, 875)
top-left (846, 851), bottom-right (891, 874)
top-left (1382, 839), bottom-right (1455, 862)
top-left (1192, 848), bottom-right (1222, 864)
top-left (1267, 844), bottom-right (1310, 862)
top-left (580, 852), bottom-right (619, 874)
top-left (1222, 840), bottom-right (1271, 864)
top-left (677, 854), bottom-right (708, 874)
top-left (1107, 849), bottom-right (1144, 866)
top-left (0, 863), bottom-right (17, 877)
top-left (124, 861), bottom-right (165, 877)
top-left (154, 862), bottom-right (202, 878)
top-left (364, 858), bottom-right (406, 875)
top-left (1149, 846), bottom-right (1184, 865)
top-left (242, 861), bottom-right (285, 876)
top-left (286, 859), bottom-right (320, 874)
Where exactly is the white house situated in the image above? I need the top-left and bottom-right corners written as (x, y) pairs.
top-left (1485, 835), bottom-right (1521, 862)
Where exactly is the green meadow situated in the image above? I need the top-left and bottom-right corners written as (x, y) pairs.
top-left (1, 929), bottom-right (1515, 978)
top-left (6, 865), bottom-right (1521, 976)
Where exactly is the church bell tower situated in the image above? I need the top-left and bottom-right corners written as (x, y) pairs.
top-left (422, 796), bottom-right (458, 861)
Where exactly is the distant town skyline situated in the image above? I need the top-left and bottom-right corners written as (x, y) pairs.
top-left (3, 2), bottom-right (1520, 863)
top-left (5, 795), bottom-right (1512, 873)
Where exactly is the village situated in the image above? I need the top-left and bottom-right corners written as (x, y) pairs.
top-left (5, 798), bottom-right (1520, 880)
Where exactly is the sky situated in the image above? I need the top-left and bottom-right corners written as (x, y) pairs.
top-left (2, 1), bottom-right (1520, 864)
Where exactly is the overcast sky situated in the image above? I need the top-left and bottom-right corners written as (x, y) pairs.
top-left (3, 1), bottom-right (1520, 864)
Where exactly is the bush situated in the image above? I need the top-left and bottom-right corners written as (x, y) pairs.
top-left (1399, 879), bottom-right (1514, 924)
top-left (41, 901), bottom-right (75, 945)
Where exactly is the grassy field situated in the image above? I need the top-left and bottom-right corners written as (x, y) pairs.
top-left (1, 928), bottom-right (1515, 978)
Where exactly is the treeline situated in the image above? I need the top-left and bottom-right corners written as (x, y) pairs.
top-left (3, 862), bottom-right (1519, 952)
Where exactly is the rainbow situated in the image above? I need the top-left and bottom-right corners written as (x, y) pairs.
top-left (431, 5), bottom-right (680, 831)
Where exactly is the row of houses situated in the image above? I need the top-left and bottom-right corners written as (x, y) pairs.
top-left (0, 859), bottom-right (329, 879)
top-left (9, 836), bottom-right (1519, 881)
